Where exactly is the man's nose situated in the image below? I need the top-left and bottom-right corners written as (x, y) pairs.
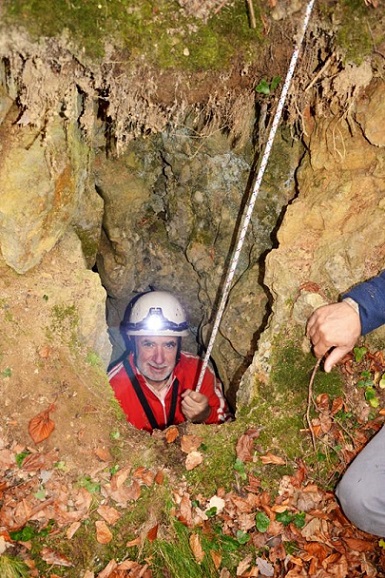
top-left (152, 346), bottom-right (165, 364)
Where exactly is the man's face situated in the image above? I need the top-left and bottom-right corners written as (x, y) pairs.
top-left (135, 335), bottom-right (178, 387)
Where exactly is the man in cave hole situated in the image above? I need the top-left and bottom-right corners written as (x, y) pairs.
top-left (108, 290), bottom-right (232, 433)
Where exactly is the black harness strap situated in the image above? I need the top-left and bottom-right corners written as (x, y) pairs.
top-left (123, 358), bottom-right (179, 430)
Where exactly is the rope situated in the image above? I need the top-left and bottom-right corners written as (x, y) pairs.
top-left (195, 0), bottom-right (316, 392)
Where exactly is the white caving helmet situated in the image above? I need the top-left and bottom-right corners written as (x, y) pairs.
top-left (124, 291), bottom-right (189, 337)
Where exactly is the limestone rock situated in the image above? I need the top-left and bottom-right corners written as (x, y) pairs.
top-left (356, 80), bottom-right (385, 147)
top-left (0, 105), bottom-right (101, 273)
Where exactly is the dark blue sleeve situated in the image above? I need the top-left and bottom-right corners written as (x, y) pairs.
top-left (343, 271), bottom-right (385, 335)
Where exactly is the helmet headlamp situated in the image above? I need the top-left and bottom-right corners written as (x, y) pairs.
top-left (126, 306), bottom-right (189, 335)
top-left (124, 291), bottom-right (190, 337)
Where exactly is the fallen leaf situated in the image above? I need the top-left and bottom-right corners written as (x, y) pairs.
top-left (66, 521), bottom-right (81, 539)
top-left (97, 560), bottom-right (117, 578)
top-left (147, 523), bottom-right (158, 542)
top-left (256, 556), bottom-right (274, 576)
top-left (210, 549), bottom-right (222, 569)
top-left (40, 547), bottom-right (73, 567)
top-left (133, 466), bottom-right (155, 486)
top-left (94, 447), bottom-right (112, 462)
top-left (165, 425), bottom-right (179, 443)
top-left (154, 470), bottom-right (165, 485)
top-left (126, 537), bottom-right (141, 547)
top-left (178, 493), bottom-right (193, 526)
top-left (236, 554), bottom-right (252, 575)
top-left (38, 345), bottom-right (52, 359)
top-left (28, 404), bottom-right (56, 444)
top-left (259, 452), bottom-right (285, 465)
top-left (0, 535), bottom-right (10, 554)
top-left (236, 434), bottom-right (255, 462)
top-left (207, 495), bottom-right (225, 514)
top-left (343, 537), bottom-right (376, 552)
top-left (185, 450), bottom-right (203, 470)
top-left (96, 520), bottom-right (113, 544)
top-left (190, 533), bottom-right (204, 563)
top-left (181, 434), bottom-right (202, 454)
top-left (97, 505), bottom-right (121, 525)
top-left (331, 396), bottom-right (344, 415)
top-left (110, 464), bottom-right (131, 490)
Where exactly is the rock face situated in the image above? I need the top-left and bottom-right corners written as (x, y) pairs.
top-left (238, 77), bottom-right (385, 404)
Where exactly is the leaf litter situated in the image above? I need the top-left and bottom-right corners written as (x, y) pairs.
top-left (1, 349), bottom-right (385, 576)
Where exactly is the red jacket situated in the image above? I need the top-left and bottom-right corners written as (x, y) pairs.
top-left (108, 351), bottom-right (231, 433)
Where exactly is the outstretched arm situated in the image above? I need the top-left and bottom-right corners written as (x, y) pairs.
top-left (306, 300), bottom-right (361, 372)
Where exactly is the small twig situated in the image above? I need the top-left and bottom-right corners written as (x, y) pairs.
top-left (306, 358), bottom-right (322, 451)
top-left (214, 0), bottom-right (229, 15)
top-left (245, 0), bottom-right (257, 28)
top-left (304, 54), bottom-right (334, 93)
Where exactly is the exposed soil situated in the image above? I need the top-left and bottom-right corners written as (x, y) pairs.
top-left (0, 236), bottom-right (160, 480)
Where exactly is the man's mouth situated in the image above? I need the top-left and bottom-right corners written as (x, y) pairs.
top-left (148, 364), bottom-right (167, 371)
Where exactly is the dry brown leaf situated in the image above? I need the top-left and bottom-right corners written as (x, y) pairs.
top-left (304, 540), bottom-right (329, 561)
top-left (178, 493), bottom-right (193, 526)
top-left (66, 521), bottom-right (81, 539)
top-left (94, 447), bottom-right (113, 462)
top-left (236, 434), bottom-right (254, 462)
top-left (97, 505), bottom-right (121, 525)
top-left (343, 537), bottom-right (376, 552)
top-left (181, 434), bottom-right (202, 454)
top-left (331, 396), bottom-right (344, 415)
top-left (105, 479), bottom-right (141, 506)
top-left (28, 404), bottom-right (56, 444)
top-left (38, 345), bottom-right (52, 359)
top-left (0, 449), bottom-right (16, 469)
top-left (126, 537), bottom-right (141, 548)
top-left (74, 487), bottom-right (93, 514)
top-left (133, 466), bottom-right (155, 486)
top-left (111, 464), bottom-right (132, 490)
top-left (96, 520), bottom-right (113, 544)
top-left (147, 523), bottom-right (158, 542)
top-left (21, 452), bottom-right (48, 471)
top-left (190, 533), bottom-right (205, 563)
top-left (236, 554), bottom-right (252, 575)
top-left (210, 549), bottom-right (222, 570)
top-left (117, 560), bottom-right (144, 571)
top-left (259, 452), bottom-right (285, 465)
top-left (154, 469), bottom-right (165, 485)
top-left (165, 425), bottom-right (179, 443)
top-left (185, 450), bottom-right (203, 470)
top-left (40, 547), bottom-right (73, 567)
top-left (97, 559), bottom-right (117, 578)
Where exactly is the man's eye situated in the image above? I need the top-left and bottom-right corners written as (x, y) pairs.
top-left (165, 343), bottom-right (176, 349)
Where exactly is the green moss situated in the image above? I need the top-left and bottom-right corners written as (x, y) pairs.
top-left (74, 227), bottom-right (100, 267)
top-left (2, 0), bottom-right (265, 70)
top-left (235, 336), bottom-right (344, 488)
top-left (321, 0), bottom-right (384, 64)
top-left (47, 303), bottom-right (80, 348)
top-left (184, 422), bottom-right (241, 494)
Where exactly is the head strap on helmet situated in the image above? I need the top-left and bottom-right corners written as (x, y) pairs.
top-left (126, 306), bottom-right (189, 334)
